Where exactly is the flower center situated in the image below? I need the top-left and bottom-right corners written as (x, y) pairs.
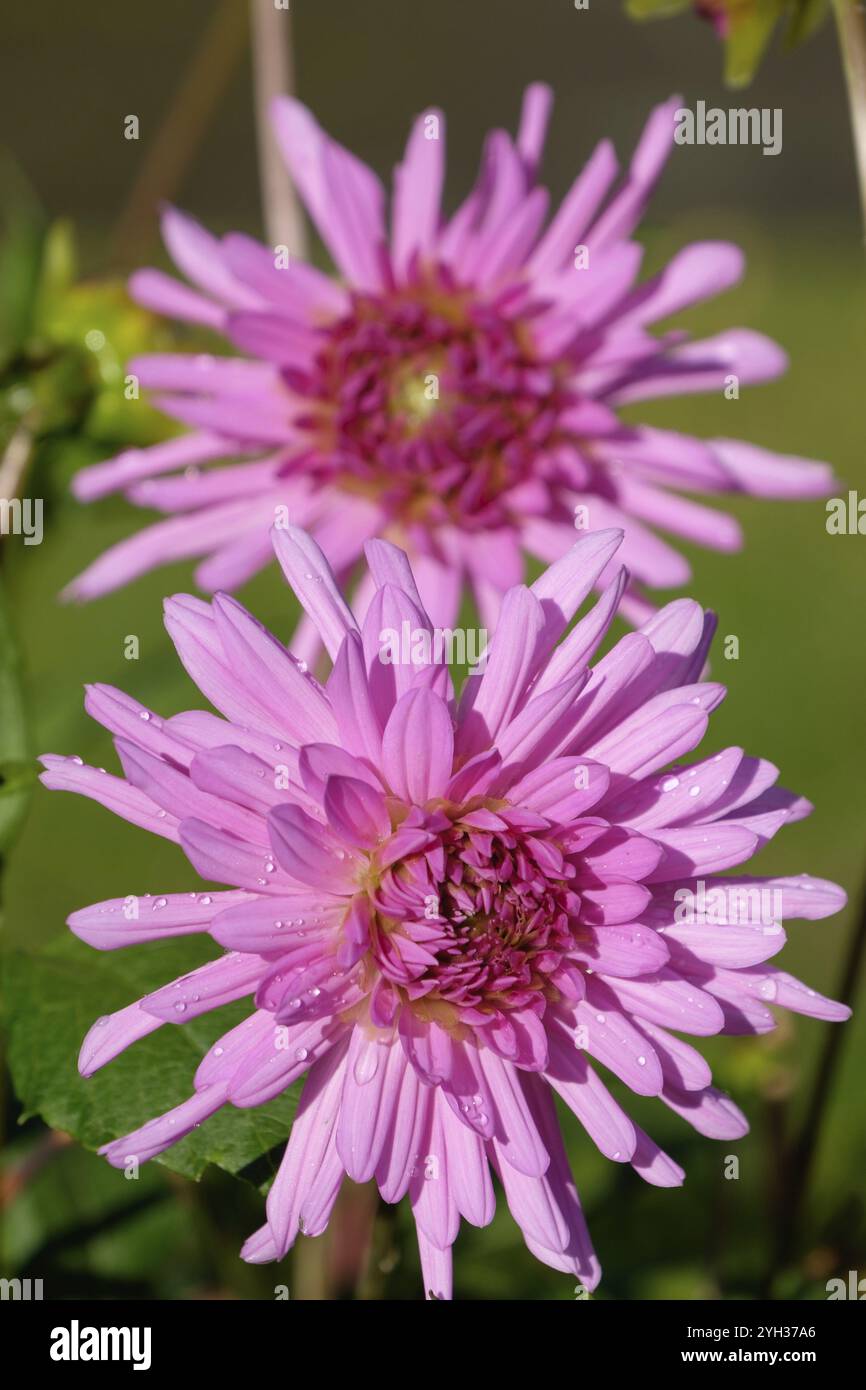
top-left (293, 269), bottom-right (574, 527)
top-left (366, 803), bottom-right (579, 1015)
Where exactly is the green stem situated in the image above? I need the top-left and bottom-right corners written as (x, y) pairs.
top-left (834, 0), bottom-right (866, 242)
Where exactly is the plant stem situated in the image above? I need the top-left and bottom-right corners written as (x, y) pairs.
top-left (249, 0), bottom-right (308, 258)
top-left (834, 0), bottom-right (866, 242)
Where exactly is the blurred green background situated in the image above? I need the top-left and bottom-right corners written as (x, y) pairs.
top-left (1, 0), bottom-right (864, 1300)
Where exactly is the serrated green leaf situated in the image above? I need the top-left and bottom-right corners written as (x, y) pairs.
top-left (2, 932), bottom-right (299, 1183)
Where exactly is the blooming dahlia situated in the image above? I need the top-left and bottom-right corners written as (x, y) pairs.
top-left (67, 88), bottom-right (833, 631)
top-left (43, 525), bottom-right (849, 1297)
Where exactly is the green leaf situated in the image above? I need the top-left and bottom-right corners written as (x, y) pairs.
top-left (724, 2), bottom-right (786, 87)
top-left (785, 0), bottom-right (831, 45)
top-left (0, 154), bottom-right (45, 368)
top-left (0, 575), bottom-right (31, 859)
top-left (30, 219), bottom-right (77, 338)
top-left (2, 933), bottom-right (300, 1183)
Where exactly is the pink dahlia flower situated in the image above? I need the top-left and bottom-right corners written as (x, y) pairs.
top-left (43, 526), bottom-right (848, 1297)
top-left (67, 88), bottom-right (834, 631)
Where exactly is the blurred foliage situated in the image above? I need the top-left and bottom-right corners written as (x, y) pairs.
top-left (625, 0), bottom-right (831, 86)
top-left (0, 161), bottom-right (178, 870)
top-left (0, 581), bottom-right (31, 860)
top-left (0, 158), bottom-right (175, 516)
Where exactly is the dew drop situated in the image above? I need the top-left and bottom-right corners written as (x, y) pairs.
top-left (661, 776), bottom-right (679, 792)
